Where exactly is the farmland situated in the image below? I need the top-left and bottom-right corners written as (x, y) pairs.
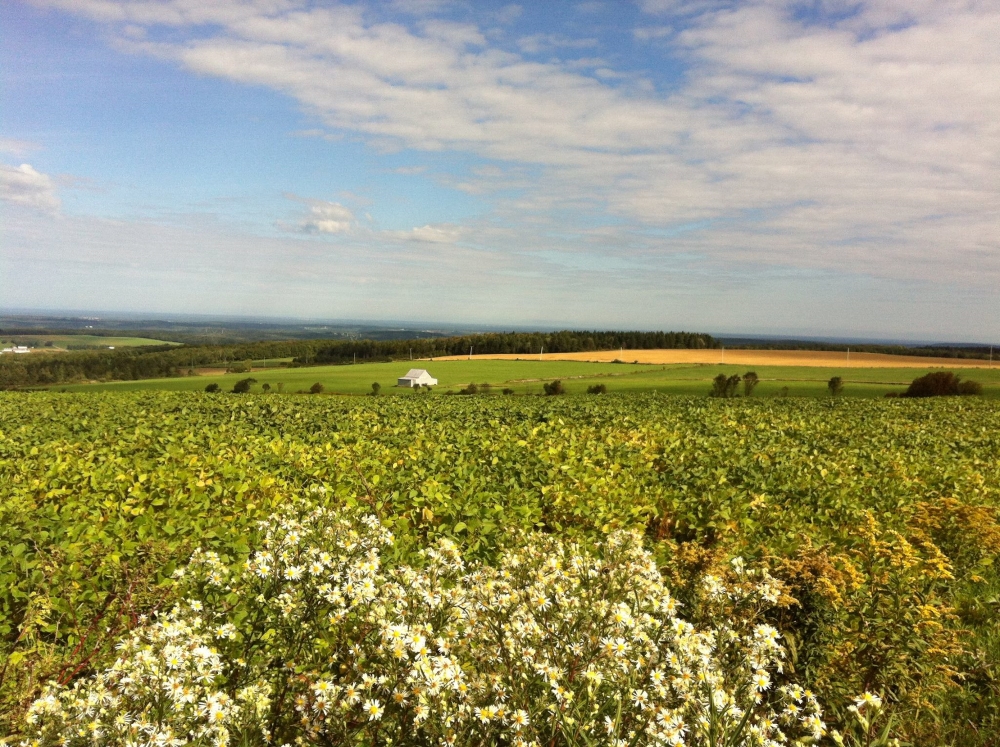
top-left (50, 355), bottom-right (1000, 398)
top-left (439, 347), bottom-right (1000, 368)
top-left (1, 335), bottom-right (180, 350)
top-left (2, 391), bottom-right (999, 744)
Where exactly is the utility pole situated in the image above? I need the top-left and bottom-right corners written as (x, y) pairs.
top-left (540, 345), bottom-right (543, 361)
top-left (469, 346), bottom-right (473, 360)
top-left (847, 347), bottom-right (850, 363)
top-left (721, 346), bottom-right (724, 364)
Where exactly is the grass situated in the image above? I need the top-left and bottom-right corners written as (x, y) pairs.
top-left (50, 359), bottom-right (1000, 398)
top-left (2, 335), bottom-right (181, 348)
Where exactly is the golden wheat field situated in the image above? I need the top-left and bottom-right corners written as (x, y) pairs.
top-left (433, 348), bottom-right (996, 369)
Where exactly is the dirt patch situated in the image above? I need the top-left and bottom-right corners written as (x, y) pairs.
top-left (431, 349), bottom-right (997, 369)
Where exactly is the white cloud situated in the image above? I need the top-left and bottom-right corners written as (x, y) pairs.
top-left (285, 195), bottom-right (355, 234)
top-left (387, 223), bottom-right (463, 243)
top-left (0, 163), bottom-right (60, 211)
top-left (29, 0), bottom-right (1000, 288)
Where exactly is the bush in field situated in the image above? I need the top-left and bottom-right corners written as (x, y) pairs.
top-left (710, 373), bottom-right (741, 398)
top-left (204, 382), bottom-right (220, 393)
top-left (957, 379), bottom-right (983, 395)
top-left (543, 379), bottom-right (565, 395)
top-left (742, 372), bottom-right (759, 397)
top-left (502, 387), bottom-right (515, 395)
top-left (310, 382), bottom-right (325, 394)
top-left (24, 502), bottom-right (826, 747)
top-left (231, 377), bottom-right (257, 394)
top-left (587, 383), bottom-right (608, 394)
top-left (459, 382), bottom-right (479, 395)
top-left (261, 383), bottom-right (271, 393)
top-left (828, 377), bottom-right (844, 396)
top-left (902, 371), bottom-right (981, 398)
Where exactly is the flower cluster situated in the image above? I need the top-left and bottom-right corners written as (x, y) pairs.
top-left (23, 608), bottom-right (270, 747)
top-left (23, 499), bottom-right (825, 746)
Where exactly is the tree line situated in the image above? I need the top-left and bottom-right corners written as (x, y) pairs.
top-left (0, 330), bottom-right (718, 389)
top-left (303, 330), bottom-right (718, 364)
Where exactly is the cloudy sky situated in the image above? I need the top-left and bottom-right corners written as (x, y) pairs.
top-left (1, 0), bottom-right (998, 340)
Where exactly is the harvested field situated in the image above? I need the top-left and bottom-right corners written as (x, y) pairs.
top-left (432, 348), bottom-right (997, 369)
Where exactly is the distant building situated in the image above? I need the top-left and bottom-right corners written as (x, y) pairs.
top-left (397, 368), bottom-right (438, 387)
top-left (1, 346), bottom-right (30, 354)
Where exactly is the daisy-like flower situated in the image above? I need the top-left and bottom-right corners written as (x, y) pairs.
top-left (363, 699), bottom-right (384, 721)
top-left (854, 691), bottom-right (883, 710)
top-left (511, 709), bottom-right (529, 730)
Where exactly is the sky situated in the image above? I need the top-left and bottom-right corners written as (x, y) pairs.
top-left (1, 0), bottom-right (998, 341)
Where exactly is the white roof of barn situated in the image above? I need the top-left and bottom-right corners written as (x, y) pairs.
top-left (401, 368), bottom-right (430, 379)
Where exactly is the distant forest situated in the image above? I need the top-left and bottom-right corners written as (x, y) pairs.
top-left (0, 330), bottom-right (717, 389)
top-left (724, 339), bottom-right (997, 360)
top-left (304, 330), bottom-right (717, 364)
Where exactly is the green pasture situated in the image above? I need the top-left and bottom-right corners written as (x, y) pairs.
top-left (51, 358), bottom-right (1000, 397)
top-left (3, 334), bottom-right (181, 348)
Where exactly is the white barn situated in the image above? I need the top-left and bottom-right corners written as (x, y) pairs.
top-left (397, 368), bottom-right (438, 388)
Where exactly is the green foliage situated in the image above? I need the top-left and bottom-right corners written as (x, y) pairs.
top-left (204, 382), bottom-right (220, 393)
top-left (369, 382), bottom-right (380, 396)
top-left (958, 379), bottom-right (984, 395)
top-left (225, 361), bottom-right (252, 374)
top-left (310, 382), bottom-right (325, 394)
top-left (231, 377), bottom-right (257, 394)
top-left (903, 371), bottom-right (982, 398)
top-left (711, 373), bottom-right (742, 398)
top-left (829, 376), bottom-right (844, 396)
top-left (587, 383), bottom-right (607, 394)
top-left (743, 371), bottom-right (759, 397)
top-left (543, 379), bottom-right (565, 395)
top-left (1, 393), bottom-right (999, 742)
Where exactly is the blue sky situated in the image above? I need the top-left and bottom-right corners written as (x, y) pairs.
top-left (2, 0), bottom-right (998, 340)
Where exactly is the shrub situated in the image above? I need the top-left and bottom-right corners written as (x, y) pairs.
top-left (957, 379), bottom-right (983, 396)
top-left (310, 382), bottom-right (325, 394)
top-left (204, 382), bottom-right (220, 393)
top-left (710, 373), bottom-right (741, 398)
top-left (502, 388), bottom-right (515, 395)
top-left (24, 503), bottom-right (827, 747)
top-left (743, 372), bottom-right (759, 397)
top-left (902, 371), bottom-right (980, 398)
top-left (828, 376), bottom-right (844, 396)
top-left (459, 382), bottom-right (479, 395)
top-left (587, 383), bottom-right (607, 394)
top-left (261, 383), bottom-right (271, 393)
top-left (232, 377), bottom-right (257, 394)
top-left (543, 379), bottom-right (565, 395)
top-left (369, 382), bottom-right (380, 396)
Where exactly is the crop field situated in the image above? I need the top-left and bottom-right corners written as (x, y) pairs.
top-left (1, 335), bottom-right (181, 349)
top-left (51, 356), bottom-right (1000, 398)
top-left (440, 348), bottom-right (1000, 368)
top-left (1, 391), bottom-right (999, 744)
